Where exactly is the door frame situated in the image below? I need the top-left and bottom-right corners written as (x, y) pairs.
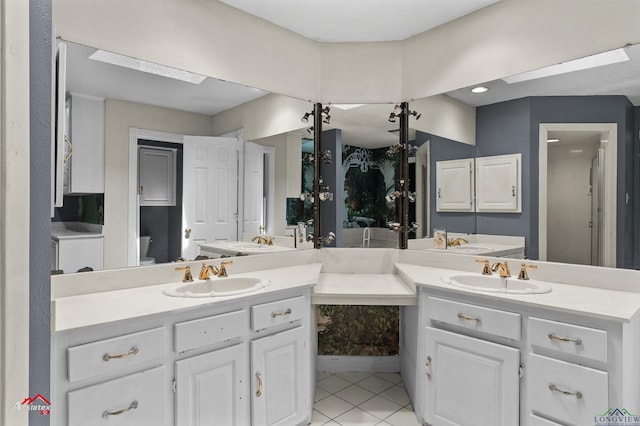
top-left (538, 123), bottom-right (617, 267)
top-left (128, 128), bottom-right (184, 267)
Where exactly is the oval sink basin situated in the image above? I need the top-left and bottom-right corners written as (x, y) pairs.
top-left (447, 245), bottom-right (493, 254)
top-left (164, 277), bottom-right (270, 298)
top-left (441, 274), bottom-right (552, 294)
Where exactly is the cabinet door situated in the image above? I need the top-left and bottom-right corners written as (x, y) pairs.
top-left (64, 93), bottom-right (105, 194)
top-left (251, 326), bottom-right (310, 426)
top-left (175, 343), bottom-right (249, 426)
top-left (436, 158), bottom-right (474, 212)
top-left (57, 237), bottom-right (103, 273)
top-left (423, 327), bottom-right (519, 426)
top-left (138, 146), bottom-right (177, 206)
top-left (475, 154), bottom-right (521, 212)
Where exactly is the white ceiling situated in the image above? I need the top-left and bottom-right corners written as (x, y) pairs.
top-left (217, 0), bottom-right (500, 42)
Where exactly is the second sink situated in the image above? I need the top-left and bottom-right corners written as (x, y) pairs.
top-left (164, 276), bottom-right (270, 298)
top-left (441, 274), bottom-right (552, 294)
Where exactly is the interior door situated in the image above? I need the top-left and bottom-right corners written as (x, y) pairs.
top-left (182, 136), bottom-right (238, 260)
top-left (244, 141), bottom-right (265, 235)
top-left (591, 148), bottom-right (605, 266)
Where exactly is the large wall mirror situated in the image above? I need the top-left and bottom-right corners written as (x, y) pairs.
top-left (53, 39), bottom-right (640, 274)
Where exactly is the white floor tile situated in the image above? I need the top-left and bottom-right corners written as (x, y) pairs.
top-left (318, 375), bottom-right (352, 394)
top-left (335, 384), bottom-right (376, 406)
top-left (375, 422), bottom-right (392, 426)
top-left (375, 373), bottom-right (403, 384)
top-left (311, 409), bottom-right (331, 425)
top-left (378, 385), bottom-right (410, 406)
top-left (314, 395), bottom-right (354, 419)
top-left (335, 371), bottom-right (371, 383)
top-left (317, 371), bottom-right (334, 380)
top-left (315, 386), bottom-right (331, 402)
top-left (383, 408), bottom-right (421, 426)
top-left (334, 407), bottom-right (382, 426)
top-left (357, 376), bottom-right (396, 394)
top-left (359, 395), bottom-right (402, 420)
top-left (324, 422), bottom-right (341, 425)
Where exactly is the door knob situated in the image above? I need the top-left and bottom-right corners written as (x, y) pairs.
top-left (184, 228), bottom-right (192, 238)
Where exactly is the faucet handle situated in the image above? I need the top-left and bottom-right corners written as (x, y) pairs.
top-left (517, 263), bottom-right (537, 280)
top-left (475, 259), bottom-right (492, 275)
top-left (175, 265), bottom-right (193, 282)
top-left (217, 260), bottom-right (233, 277)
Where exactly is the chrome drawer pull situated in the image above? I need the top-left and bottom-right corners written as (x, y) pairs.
top-left (457, 313), bottom-right (481, 323)
top-left (256, 372), bottom-right (263, 397)
top-left (271, 308), bottom-right (292, 318)
top-left (426, 356), bottom-right (432, 381)
top-left (549, 383), bottom-right (582, 399)
top-left (102, 401), bottom-right (138, 418)
top-left (103, 346), bottom-right (139, 362)
top-left (548, 333), bottom-right (582, 345)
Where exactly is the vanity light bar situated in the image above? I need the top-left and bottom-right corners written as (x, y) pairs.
top-left (502, 48), bottom-right (629, 84)
top-left (89, 50), bottom-right (207, 84)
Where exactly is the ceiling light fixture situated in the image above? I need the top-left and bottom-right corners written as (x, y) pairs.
top-left (502, 48), bottom-right (629, 84)
top-left (471, 86), bottom-right (489, 93)
top-left (89, 50), bottom-right (207, 84)
top-left (547, 138), bottom-right (560, 143)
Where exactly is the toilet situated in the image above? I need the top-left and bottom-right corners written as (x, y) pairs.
top-left (139, 236), bottom-right (156, 265)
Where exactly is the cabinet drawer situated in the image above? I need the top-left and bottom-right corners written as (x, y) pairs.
top-left (174, 309), bottom-right (248, 353)
top-left (529, 414), bottom-right (563, 426)
top-left (68, 327), bottom-right (165, 383)
top-left (427, 296), bottom-right (521, 340)
top-left (529, 354), bottom-right (607, 426)
top-left (529, 317), bottom-right (607, 362)
top-left (251, 296), bottom-right (307, 331)
top-left (68, 366), bottom-right (168, 426)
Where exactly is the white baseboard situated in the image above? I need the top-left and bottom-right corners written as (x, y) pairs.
top-left (317, 355), bottom-right (400, 373)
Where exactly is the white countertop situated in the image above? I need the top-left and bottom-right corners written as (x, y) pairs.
top-left (312, 273), bottom-right (416, 305)
top-left (51, 222), bottom-right (103, 240)
top-left (395, 263), bottom-right (640, 322)
top-left (52, 263), bottom-right (321, 332)
top-left (199, 241), bottom-right (296, 256)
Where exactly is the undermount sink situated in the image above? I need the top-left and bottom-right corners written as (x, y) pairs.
top-left (441, 274), bottom-right (552, 294)
top-left (226, 242), bottom-right (278, 253)
top-left (164, 277), bottom-right (270, 298)
top-left (447, 245), bottom-right (492, 253)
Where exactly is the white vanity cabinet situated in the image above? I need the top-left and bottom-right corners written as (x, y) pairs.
top-left (421, 296), bottom-right (520, 426)
top-left (51, 288), bottom-right (312, 426)
top-left (53, 234), bottom-right (104, 272)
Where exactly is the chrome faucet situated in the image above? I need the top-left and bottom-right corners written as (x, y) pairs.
top-left (198, 260), bottom-right (233, 279)
top-left (491, 261), bottom-right (511, 278)
top-left (252, 235), bottom-right (273, 245)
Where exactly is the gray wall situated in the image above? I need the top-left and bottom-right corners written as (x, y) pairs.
top-left (30, 0), bottom-right (52, 424)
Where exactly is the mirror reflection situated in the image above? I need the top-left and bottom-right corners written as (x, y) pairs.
top-left (52, 40), bottom-right (640, 274)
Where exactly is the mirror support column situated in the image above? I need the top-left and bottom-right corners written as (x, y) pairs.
top-left (399, 102), bottom-right (410, 249)
top-left (313, 102), bottom-right (323, 249)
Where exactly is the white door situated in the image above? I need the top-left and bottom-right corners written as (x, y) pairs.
top-left (423, 327), bottom-right (519, 426)
top-left (251, 326), bottom-right (309, 426)
top-left (435, 158), bottom-right (474, 212)
top-left (175, 343), bottom-right (249, 426)
top-left (182, 136), bottom-right (238, 260)
top-left (244, 141), bottom-right (265, 235)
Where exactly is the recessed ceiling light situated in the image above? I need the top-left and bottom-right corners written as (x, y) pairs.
top-left (502, 48), bottom-right (629, 84)
top-left (471, 86), bottom-right (489, 94)
top-left (547, 138), bottom-right (560, 143)
top-left (89, 50), bottom-right (207, 84)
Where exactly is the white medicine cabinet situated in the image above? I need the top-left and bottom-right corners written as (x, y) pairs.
top-left (138, 146), bottom-right (177, 206)
top-left (435, 153), bottom-right (521, 213)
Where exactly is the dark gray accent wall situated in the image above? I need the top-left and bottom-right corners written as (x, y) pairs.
top-left (635, 106), bottom-right (640, 268)
top-left (320, 129), bottom-right (343, 247)
top-left (476, 96), bottom-right (635, 266)
top-left (30, 0), bottom-right (52, 424)
top-left (418, 130), bottom-right (477, 235)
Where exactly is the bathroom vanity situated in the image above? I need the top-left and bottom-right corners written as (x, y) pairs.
top-left (50, 249), bottom-right (640, 426)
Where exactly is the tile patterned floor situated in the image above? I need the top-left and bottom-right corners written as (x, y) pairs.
top-left (312, 372), bottom-right (421, 426)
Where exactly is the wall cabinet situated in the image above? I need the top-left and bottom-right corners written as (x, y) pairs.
top-left (64, 93), bottom-right (105, 194)
top-left (475, 154), bottom-right (521, 213)
top-left (138, 146), bottom-right (177, 206)
top-left (51, 289), bottom-right (312, 426)
top-left (435, 158), bottom-right (474, 212)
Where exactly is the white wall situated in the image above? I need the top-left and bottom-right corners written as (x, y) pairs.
top-left (103, 99), bottom-right (214, 269)
top-left (547, 141), bottom-right (599, 265)
top-left (53, 0), bottom-right (640, 103)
